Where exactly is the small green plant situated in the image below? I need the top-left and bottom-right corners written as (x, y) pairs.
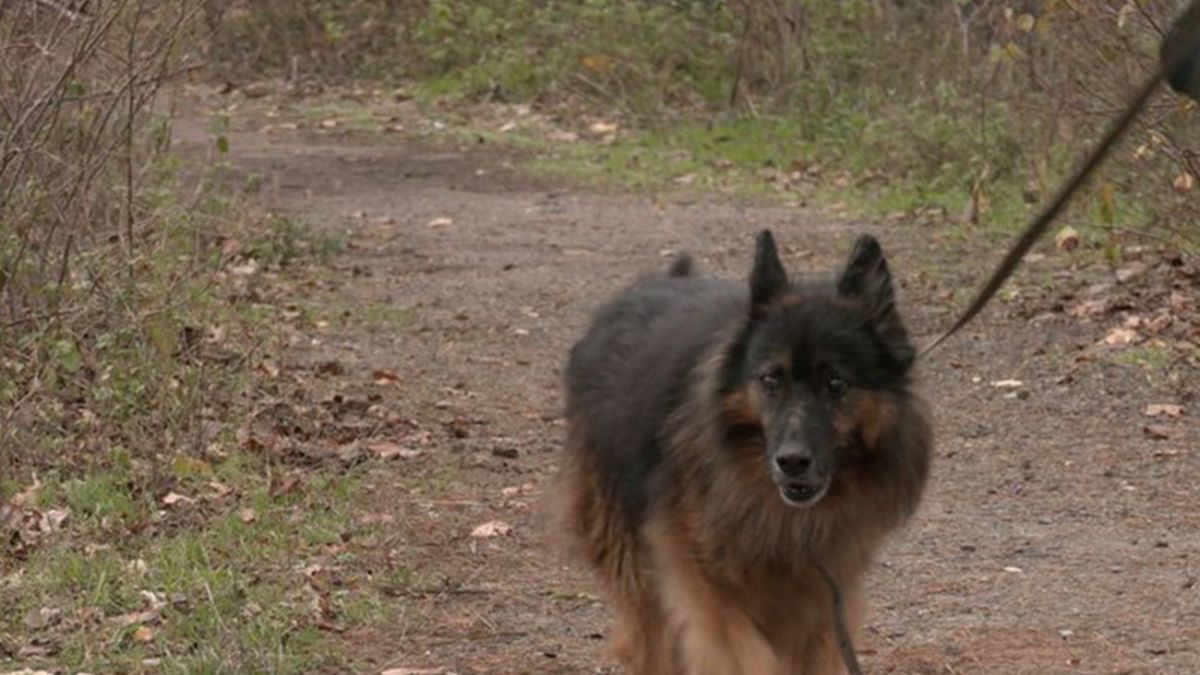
top-left (1111, 344), bottom-right (1174, 372)
top-left (246, 215), bottom-right (346, 268)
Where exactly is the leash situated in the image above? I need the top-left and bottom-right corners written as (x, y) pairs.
top-left (822, 5), bottom-right (1200, 675)
top-left (919, 0), bottom-right (1200, 359)
top-left (816, 561), bottom-right (865, 675)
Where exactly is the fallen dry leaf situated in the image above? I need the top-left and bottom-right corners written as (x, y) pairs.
top-left (427, 217), bottom-right (453, 228)
top-left (589, 121), bottom-right (619, 135)
top-left (271, 473), bottom-right (303, 496)
top-left (547, 130), bottom-right (579, 143)
top-left (470, 520), bottom-right (513, 538)
top-left (1055, 226), bottom-right (1080, 252)
top-left (239, 508), bottom-right (257, 524)
top-left (990, 379), bottom-right (1024, 388)
top-left (132, 625), bottom-right (155, 642)
top-left (317, 360), bottom-right (345, 376)
top-left (1115, 262), bottom-right (1147, 284)
top-left (161, 492), bottom-right (194, 508)
top-left (11, 479), bottom-right (43, 507)
top-left (1173, 171), bottom-right (1195, 192)
top-left (229, 259), bottom-right (258, 276)
top-left (207, 481), bottom-right (232, 498)
top-left (108, 609), bottom-right (160, 629)
top-left (1067, 299), bottom-right (1109, 318)
top-left (372, 368), bottom-right (400, 384)
top-left (500, 483), bottom-right (537, 497)
top-left (40, 508), bottom-right (69, 532)
top-left (367, 441), bottom-right (421, 460)
top-left (1143, 403), bottom-right (1184, 418)
top-left (1103, 327), bottom-right (1139, 346)
top-left (1143, 425), bottom-right (1171, 440)
top-left (22, 606), bottom-right (61, 629)
top-left (580, 53), bottom-right (614, 74)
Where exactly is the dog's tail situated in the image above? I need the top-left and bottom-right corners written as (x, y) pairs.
top-left (668, 253), bottom-right (695, 278)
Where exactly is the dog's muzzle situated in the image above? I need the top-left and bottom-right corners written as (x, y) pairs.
top-left (772, 445), bottom-right (830, 507)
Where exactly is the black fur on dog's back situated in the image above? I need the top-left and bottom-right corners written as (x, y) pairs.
top-left (565, 272), bottom-right (741, 526)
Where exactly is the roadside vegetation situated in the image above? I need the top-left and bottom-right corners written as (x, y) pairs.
top-left (1, 3), bottom-right (368, 671)
top-left (212, 0), bottom-right (1198, 251)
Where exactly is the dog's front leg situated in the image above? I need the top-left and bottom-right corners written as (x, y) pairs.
top-left (651, 525), bottom-right (782, 675)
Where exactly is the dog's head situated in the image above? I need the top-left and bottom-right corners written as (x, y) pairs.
top-left (721, 230), bottom-right (916, 508)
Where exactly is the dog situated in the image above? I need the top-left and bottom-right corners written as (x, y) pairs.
top-left (551, 230), bottom-right (932, 674)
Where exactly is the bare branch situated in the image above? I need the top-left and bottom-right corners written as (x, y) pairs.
top-left (27, 0), bottom-right (90, 23)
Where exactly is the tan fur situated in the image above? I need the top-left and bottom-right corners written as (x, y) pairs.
top-left (552, 325), bottom-right (930, 675)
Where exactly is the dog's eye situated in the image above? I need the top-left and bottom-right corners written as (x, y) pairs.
top-left (759, 370), bottom-right (783, 395)
top-left (826, 377), bottom-right (848, 397)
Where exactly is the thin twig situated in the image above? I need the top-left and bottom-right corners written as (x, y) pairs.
top-left (28, 0), bottom-right (90, 22)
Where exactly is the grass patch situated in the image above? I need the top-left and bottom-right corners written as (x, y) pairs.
top-left (246, 214), bottom-right (348, 268)
top-left (1110, 344), bottom-right (1175, 372)
top-left (350, 303), bottom-right (411, 329)
top-left (530, 111), bottom-right (1044, 233)
top-left (0, 457), bottom-right (383, 673)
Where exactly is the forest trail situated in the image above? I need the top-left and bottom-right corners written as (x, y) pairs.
top-left (182, 90), bottom-right (1198, 674)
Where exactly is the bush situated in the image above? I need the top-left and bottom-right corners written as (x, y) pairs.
top-left (0, 2), bottom-right (253, 476)
top-left (207, 0), bottom-right (423, 81)
top-left (410, 0), bottom-right (734, 115)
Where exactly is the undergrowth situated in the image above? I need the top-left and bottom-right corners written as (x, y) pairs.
top-left (1, 4), bottom-right (373, 671)
top-left (375, 0), bottom-right (1198, 252)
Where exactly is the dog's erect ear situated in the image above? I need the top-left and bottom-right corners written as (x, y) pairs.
top-left (838, 234), bottom-right (914, 369)
top-left (838, 234), bottom-right (894, 307)
top-left (749, 230), bottom-right (788, 317)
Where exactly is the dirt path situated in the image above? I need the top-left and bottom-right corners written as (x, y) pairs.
top-left (195, 95), bottom-right (1198, 675)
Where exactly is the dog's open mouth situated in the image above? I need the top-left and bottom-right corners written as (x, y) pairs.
top-left (779, 481), bottom-right (828, 507)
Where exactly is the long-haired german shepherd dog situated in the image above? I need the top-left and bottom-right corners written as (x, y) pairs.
top-left (551, 230), bottom-right (932, 674)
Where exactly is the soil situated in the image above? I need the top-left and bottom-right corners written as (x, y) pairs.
top-left (181, 90), bottom-right (1199, 675)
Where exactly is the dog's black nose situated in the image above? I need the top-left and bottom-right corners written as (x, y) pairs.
top-left (775, 453), bottom-right (812, 477)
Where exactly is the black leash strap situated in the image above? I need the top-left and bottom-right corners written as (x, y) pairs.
top-left (816, 561), bottom-right (864, 675)
top-left (919, 0), bottom-right (1200, 359)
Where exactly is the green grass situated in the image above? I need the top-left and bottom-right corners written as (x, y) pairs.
top-left (1111, 344), bottom-right (1175, 372)
top-left (528, 112), bottom-right (1040, 232)
top-left (345, 304), bottom-right (411, 333)
top-left (0, 458), bottom-right (385, 673)
top-left (409, 466), bottom-right (460, 496)
top-left (246, 214), bottom-right (347, 269)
